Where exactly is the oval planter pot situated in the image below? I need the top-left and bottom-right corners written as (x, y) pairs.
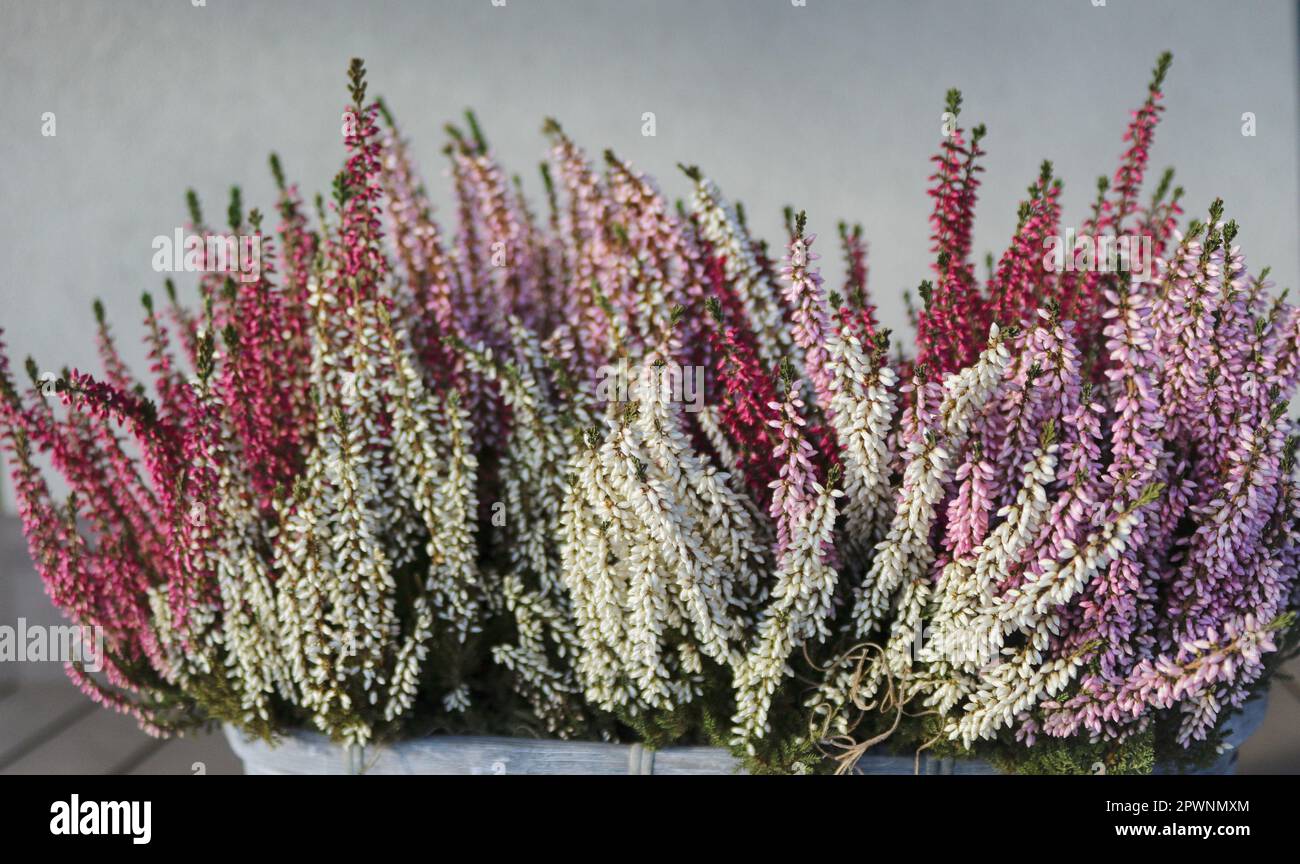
top-left (224, 695), bottom-right (1268, 775)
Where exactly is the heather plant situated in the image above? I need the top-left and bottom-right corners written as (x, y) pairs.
top-left (0, 54), bottom-right (1295, 774)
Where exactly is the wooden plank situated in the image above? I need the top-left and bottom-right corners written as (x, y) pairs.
top-left (2, 696), bottom-right (157, 774)
top-left (0, 683), bottom-right (95, 768)
top-left (127, 732), bottom-right (244, 775)
top-left (647, 745), bottom-right (741, 775)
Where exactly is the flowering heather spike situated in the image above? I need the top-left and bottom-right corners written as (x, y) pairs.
top-left (1061, 53), bottom-right (1172, 362)
top-left (1140, 166), bottom-right (1185, 258)
top-left (781, 216), bottom-right (834, 409)
top-left (375, 104), bottom-right (460, 388)
top-left (605, 149), bottom-right (702, 352)
top-left (90, 299), bottom-right (139, 396)
top-left (701, 279), bottom-right (783, 503)
top-left (685, 166), bottom-right (791, 371)
top-left (987, 163), bottom-right (1062, 332)
top-left (837, 221), bottom-right (875, 334)
top-left (918, 93), bottom-right (987, 374)
top-left (824, 321), bottom-right (897, 558)
top-left (544, 119), bottom-right (621, 368)
top-left (453, 134), bottom-right (542, 334)
top-left (943, 439), bottom-right (993, 559)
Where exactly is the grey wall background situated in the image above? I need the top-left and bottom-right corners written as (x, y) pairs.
top-left (0, 0), bottom-right (1297, 510)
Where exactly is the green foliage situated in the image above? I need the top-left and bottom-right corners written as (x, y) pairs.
top-left (990, 731), bottom-right (1155, 776)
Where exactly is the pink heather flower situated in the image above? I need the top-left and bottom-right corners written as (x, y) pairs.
top-left (780, 219), bottom-right (834, 410)
top-left (766, 372), bottom-right (824, 558)
top-left (267, 174), bottom-right (319, 434)
top-left (544, 120), bottom-right (617, 368)
top-left (836, 221), bottom-right (877, 340)
top-left (1043, 283), bottom-right (1165, 737)
top-left (1015, 377), bottom-right (1101, 591)
top-left (454, 142), bottom-right (542, 334)
top-left (944, 442), bottom-right (993, 558)
top-left (605, 150), bottom-right (706, 354)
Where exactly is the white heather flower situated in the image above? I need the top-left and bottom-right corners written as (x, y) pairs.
top-left (461, 322), bottom-right (586, 730)
top-left (688, 172), bottom-right (789, 370)
top-left (560, 442), bottom-right (642, 711)
top-left (852, 331), bottom-right (1012, 640)
top-left (824, 323), bottom-right (897, 557)
top-left (442, 684), bottom-right (472, 714)
top-left (733, 472), bottom-right (841, 748)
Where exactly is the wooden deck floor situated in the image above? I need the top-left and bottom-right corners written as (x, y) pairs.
top-left (3, 517), bottom-right (1298, 774)
top-left (0, 681), bottom-right (243, 774)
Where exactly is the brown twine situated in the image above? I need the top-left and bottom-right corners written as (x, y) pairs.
top-left (807, 641), bottom-right (943, 775)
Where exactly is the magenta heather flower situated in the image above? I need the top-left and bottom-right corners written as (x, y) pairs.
top-left (986, 163), bottom-right (1062, 334)
top-left (917, 92), bottom-right (986, 375)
